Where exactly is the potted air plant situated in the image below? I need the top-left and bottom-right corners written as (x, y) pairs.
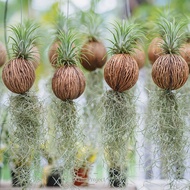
top-left (50, 29), bottom-right (86, 187)
top-left (2, 22), bottom-right (42, 188)
top-left (102, 20), bottom-right (144, 188)
top-left (149, 16), bottom-right (189, 188)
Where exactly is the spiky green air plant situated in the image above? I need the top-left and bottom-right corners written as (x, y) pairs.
top-left (48, 14), bottom-right (72, 67)
top-left (147, 16), bottom-right (189, 188)
top-left (80, 11), bottom-right (107, 71)
top-left (2, 22), bottom-right (39, 94)
top-left (102, 20), bottom-right (144, 187)
top-left (8, 93), bottom-right (43, 189)
top-left (50, 29), bottom-right (86, 188)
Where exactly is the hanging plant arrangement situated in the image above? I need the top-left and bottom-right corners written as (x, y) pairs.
top-left (0, 41), bottom-right (6, 67)
top-left (1, 21), bottom-right (43, 188)
top-left (50, 29), bottom-right (86, 187)
top-left (102, 20), bottom-right (145, 187)
top-left (148, 16), bottom-right (189, 188)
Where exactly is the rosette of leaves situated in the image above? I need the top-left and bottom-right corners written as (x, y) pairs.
top-left (148, 16), bottom-right (189, 188)
top-left (101, 20), bottom-right (144, 187)
top-left (48, 14), bottom-right (72, 68)
top-left (79, 12), bottom-right (107, 71)
top-left (8, 92), bottom-right (43, 188)
top-left (2, 22), bottom-right (39, 94)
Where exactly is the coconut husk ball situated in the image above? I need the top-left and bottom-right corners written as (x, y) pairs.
top-left (80, 41), bottom-right (107, 71)
top-left (152, 54), bottom-right (189, 90)
top-left (104, 54), bottom-right (139, 92)
top-left (132, 47), bottom-right (146, 69)
top-left (31, 46), bottom-right (40, 69)
top-left (0, 42), bottom-right (7, 67)
top-left (48, 41), bottom-right (60, 68)
top-left (148, 37), bottom-right (163, 64)
top-left (2, 58), bottom-right (35, 94)
top-left (180, 43), bottom-right (190, 71)
top-left (52, 65), bottom-right (86, 101)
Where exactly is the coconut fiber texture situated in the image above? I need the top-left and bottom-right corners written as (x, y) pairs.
top-left (52, 65), bottom-right (86, 101)
top-left (104, 54), bottom-right (139, 92)
top-left (80, 41), bottom-right (107, 71)
top-left (152, 54), bottom-right (189, 90)
top-left (2, 58), bottom-right (35, 94)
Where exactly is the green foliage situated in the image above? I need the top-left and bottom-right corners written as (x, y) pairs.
top-left (57, 30), bottom-right (80, 66)
top-left (108, 20), bottom-right (145, 55)
top-left (156, 17), bottom-right (187, 54)
top-left (80, 11), bottom-right (103, 41)
top-left (9, 21), bottom-right (39, 60)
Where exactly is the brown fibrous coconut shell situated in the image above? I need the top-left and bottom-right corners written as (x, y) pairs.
top-left (80, 41), bottom-right (107, 71)
top-left (152, 54), bottom-right (189, 90)
top-left (52, 65), bottom-right (86, 101)
top-left (148, 37), bottom-right (164, 64)
top-left (48, 41), bottom-right (60, 68)
top-left (132, 47), bottom-right (146, 69)
top-left (2, 58), bottom-right (35, 94)
top-left (31, 46), bottom-right (40, 69)
top-left (104, 54), bottom-right (139, 92)
top-left (180, 43), bottom-right (190, 72)
top-left (0, 42), bottom-right (7, 67)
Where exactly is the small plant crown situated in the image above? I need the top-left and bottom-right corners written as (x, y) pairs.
top-left (156, 17), bottom-right (187, 54)
top-left (56, 30), bottom-right (80, 66)
top-left (9, 21), bottom-right (39, 60)
top-left (108, 20), bottom-right (145, 55)
top-left (80, 11), bottom-right (103, 42)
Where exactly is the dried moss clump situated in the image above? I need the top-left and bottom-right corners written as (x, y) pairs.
top-left (50, 98), bottom-right (84, 188)
top-left (101, 90), bottom-right (136, 187)
top-left (8, 92), bottom-right (43, 188)
top-left (146, 90), bottom-right (187, 188)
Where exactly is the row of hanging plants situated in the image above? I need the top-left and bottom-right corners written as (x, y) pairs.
top-left (1, 1), bottom-right (190, 189)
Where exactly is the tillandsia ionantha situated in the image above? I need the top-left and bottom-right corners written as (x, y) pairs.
top-left (79, 11), bottom-right (107, 71)
top-left (1, 21), bottom-right (43, 189)
top-left (2, 22), bottom-right (39, 94)
top-left (51, 29), bottom-right (86, 187)
top-left (149, 15), bottom-right (189, 188)
top-left (102, 20), bottom-right (145, 187)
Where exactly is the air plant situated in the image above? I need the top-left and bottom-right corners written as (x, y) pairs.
top-left (79, 12), bottom-right (107, 71)
top-left (50, 29), bottom-right (86, 187)
top-left (102, 20), bottom-right (144, 187)
top-left (148, 16), bottom-right (189, 187)
top-left (2, 22), bottom-right (39, 94)
top-left (48, 14), bottom-right (72, 68)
